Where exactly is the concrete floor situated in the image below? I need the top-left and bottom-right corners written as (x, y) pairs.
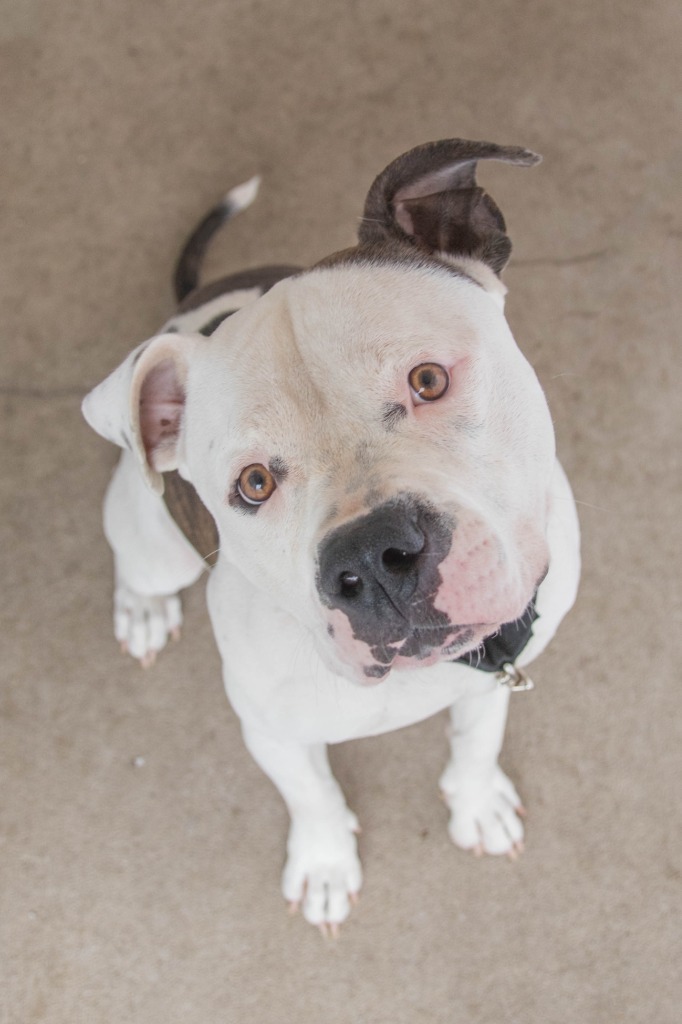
top-left (2, 1), bottom-right (680, 1021)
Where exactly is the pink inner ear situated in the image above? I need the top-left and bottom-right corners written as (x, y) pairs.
top-left (392, 162), bottom-right (478, 237)
top-left (393, 163), bottom-right (475, 206)
top-left (138, 358), bottom-right (185, 465)
top-left (391, 164), bottom-right (475, 238)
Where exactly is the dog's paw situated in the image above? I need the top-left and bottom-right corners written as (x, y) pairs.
top-left (282, 810), bottom-right (363, 934)
top-left (440, 766), bottom-right (525, 858)
top-left (113, 584), bottom-right (182, 667)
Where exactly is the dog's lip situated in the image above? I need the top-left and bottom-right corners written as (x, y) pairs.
top-left (344, 621), bottom-right (504, 685)
top-left (359, 623), bottom-right (499, 684)
top-left (411, 622), bottom-right (497, 633)
top-left (405, 621), bottom-right (499, 643)
top-left (384, 621), bottom-right (500, 667)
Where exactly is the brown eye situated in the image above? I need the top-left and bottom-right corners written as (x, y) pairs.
top-left (237, 464), bottom-right (277, 505)
top-left (408, 362), bottom-right (450, 402)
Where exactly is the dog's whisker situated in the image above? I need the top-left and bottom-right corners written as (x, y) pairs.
top-left (572, 499), bottom-right (613, 514)
top-left (199, 547), bottom-right (221, 573)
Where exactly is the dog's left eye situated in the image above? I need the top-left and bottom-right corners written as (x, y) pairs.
top-left (408, 363), bottom-right (450, 403)
top-left (237, 464), bottom-right (277, 505)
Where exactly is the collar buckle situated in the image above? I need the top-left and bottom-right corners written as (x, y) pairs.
top-left (496, 662), bottom-right (535, 692)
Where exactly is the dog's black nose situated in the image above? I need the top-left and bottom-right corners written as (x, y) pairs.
top-left (322, 510), bottom-right (425, 607)
top-left (317, 497), bottom-right (453, 648)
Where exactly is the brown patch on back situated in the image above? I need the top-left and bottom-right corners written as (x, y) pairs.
top-left (163, 471), bottom-right (219, 566)
top-left (177, 265), bottom-right (302, 313)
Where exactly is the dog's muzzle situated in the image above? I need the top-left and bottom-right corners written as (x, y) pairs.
top-left (316, 496), bottom-right (461, 674)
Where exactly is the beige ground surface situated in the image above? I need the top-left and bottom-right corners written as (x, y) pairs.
top-left (2, 1), bottom-right (680, 1022)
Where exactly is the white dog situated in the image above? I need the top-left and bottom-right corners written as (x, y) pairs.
top-left (83, 139), bottom-right (580, 934)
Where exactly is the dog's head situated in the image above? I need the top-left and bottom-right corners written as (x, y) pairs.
top-left (84, 139), bottom-right (554, 684)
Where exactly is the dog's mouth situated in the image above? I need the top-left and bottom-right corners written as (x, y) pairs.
top-left (359, 622), bottom-right (498, 682)
top-left (316, 491), bottom-right (549, 687)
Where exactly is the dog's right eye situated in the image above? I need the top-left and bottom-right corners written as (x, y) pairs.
top-left (237, 464), bottom-right (277, 505)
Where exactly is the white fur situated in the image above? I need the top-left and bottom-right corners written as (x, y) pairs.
top-left (84, 255), bottom-right (580, 932)
top-left (224, 175), bottom-right (261, 213)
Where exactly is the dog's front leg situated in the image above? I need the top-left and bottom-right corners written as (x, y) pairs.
top-left (241, 725), bottom-right (362, 932)
top-left (439, 685), bottom-right (525, 857)
top-left (103, 451), bottom-right (205, 665)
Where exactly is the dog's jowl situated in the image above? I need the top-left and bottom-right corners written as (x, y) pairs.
top-left (83, 139), bottom-right (580, 933)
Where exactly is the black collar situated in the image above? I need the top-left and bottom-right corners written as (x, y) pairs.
top-left (455, 597), bottom-right (538, 673)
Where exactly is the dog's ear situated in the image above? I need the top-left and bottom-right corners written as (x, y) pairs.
top-left (82, 333), bottom-right (199, 494)
top-left (359, 139), bottom-right (541, 274)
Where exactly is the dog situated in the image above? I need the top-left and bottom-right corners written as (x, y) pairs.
top-left (82, 139), bottom-right (580, 934)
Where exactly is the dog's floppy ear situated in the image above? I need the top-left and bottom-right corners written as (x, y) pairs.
top-left (359, 139), bottom-right (541, 274)
top-left (82, 333), bottom-right (199, 494)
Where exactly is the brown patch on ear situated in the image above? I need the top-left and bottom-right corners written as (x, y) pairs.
top-left (359, 138), bottom-right (540, 274)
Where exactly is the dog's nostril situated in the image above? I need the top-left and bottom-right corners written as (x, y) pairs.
top-left (382, 547), bottom-right (420, 573)
top-left (339, 571), bottom-right (363, 599)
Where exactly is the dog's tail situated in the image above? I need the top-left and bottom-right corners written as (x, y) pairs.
top-left (173, 176), bottom-right (261, 303)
